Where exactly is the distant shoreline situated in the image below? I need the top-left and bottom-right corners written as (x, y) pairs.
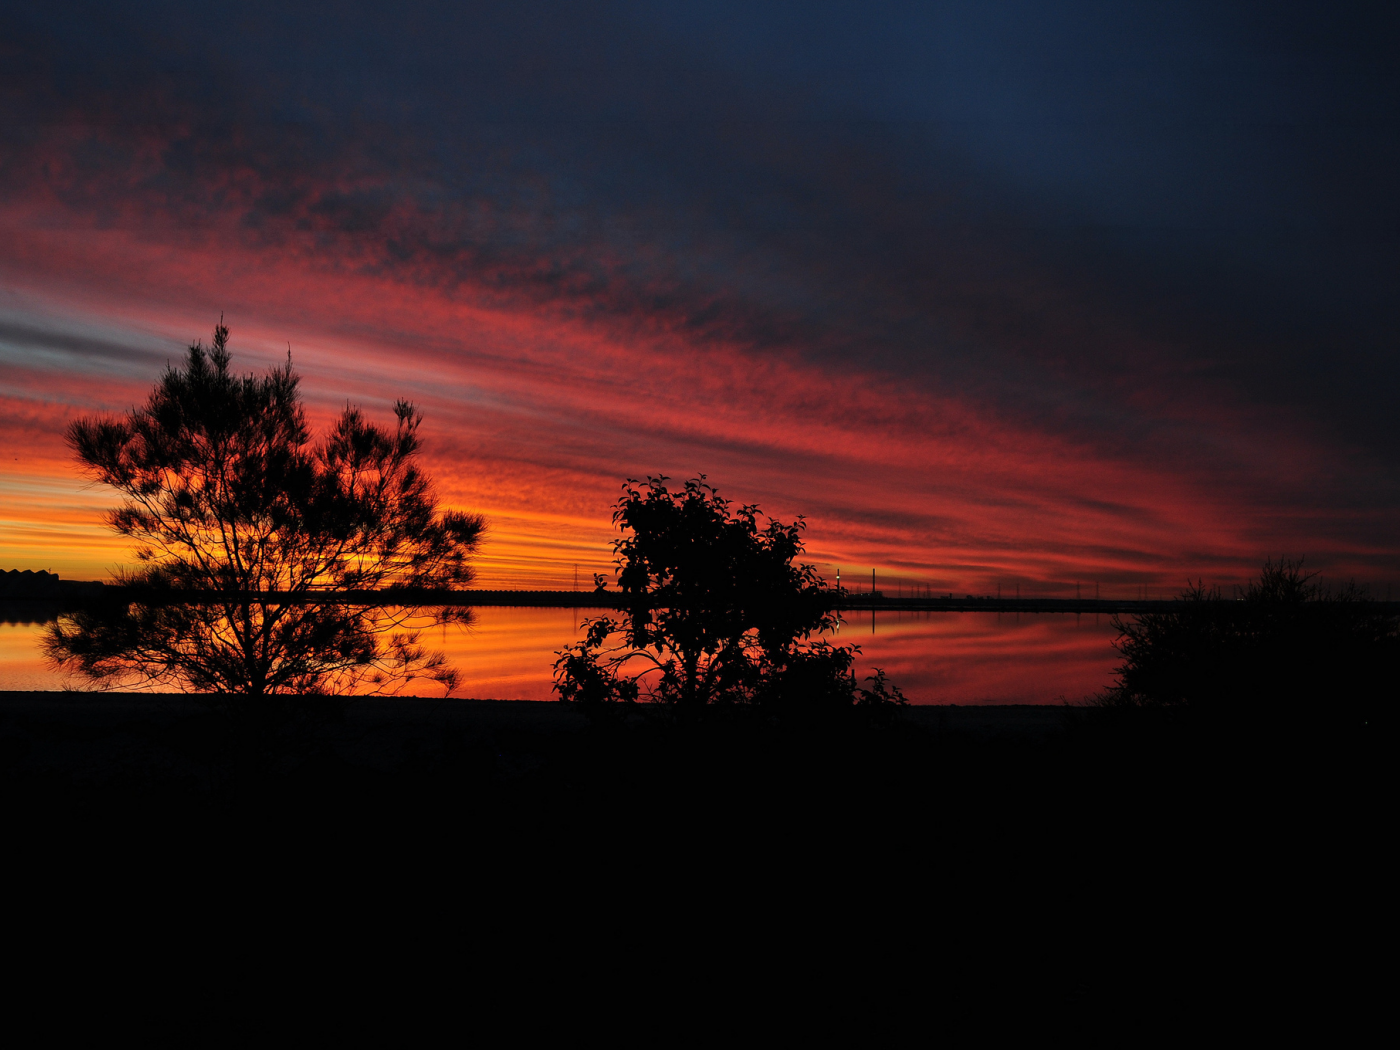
top-left (10, 583), bottom-right (1398, 615)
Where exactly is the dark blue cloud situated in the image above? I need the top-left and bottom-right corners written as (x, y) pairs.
top-left (2, 0), bottom-right (1398, 499)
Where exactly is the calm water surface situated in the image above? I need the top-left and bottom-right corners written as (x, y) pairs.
top-left (0, 606), bottom-right (1121, 704)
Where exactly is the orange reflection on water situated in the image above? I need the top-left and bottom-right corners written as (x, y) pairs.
top-left (0, 607), bottom-right (590, 699)
top-left (427, 606), bottom-right (585, 700)
top-left (0, 621), bottom-right (73, 692)
top-left (830, 610), bottom-right (1119, 704)
top-left (0, 607), bottom-right (1120, 704)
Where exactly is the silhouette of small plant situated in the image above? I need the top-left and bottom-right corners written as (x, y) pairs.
top-left (551, 616), bottom-right (642, 720)
top-left (858, 668), bottom-right (909, 707)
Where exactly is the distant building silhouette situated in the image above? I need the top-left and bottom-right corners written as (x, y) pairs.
top-left (0, 570), bottom-right (60, 598)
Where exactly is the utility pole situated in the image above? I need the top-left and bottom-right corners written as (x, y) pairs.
top-left (574, 564), bottom-right (578, 593)
top-left (872, 568), bottom-right (876, 595)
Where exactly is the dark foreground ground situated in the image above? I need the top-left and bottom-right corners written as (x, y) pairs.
top-left (0, 691), bottom-right (1382, 1038)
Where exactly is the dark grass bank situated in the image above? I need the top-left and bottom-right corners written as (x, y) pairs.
top-left (0, 691), bottom-right (1376, 841)
top-left (0, 691), bottom-right (1381, 1038)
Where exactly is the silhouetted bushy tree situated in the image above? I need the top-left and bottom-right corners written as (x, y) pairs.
top-left (553, 476), bottom-right (906, 718)
top-left (45, 322), bottom-right (485, 696)
top-left (1101, 557), bottom-right (1396, 718)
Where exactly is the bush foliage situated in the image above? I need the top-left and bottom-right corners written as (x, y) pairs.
top-left (1102, 558), bottom-right (1396, 717)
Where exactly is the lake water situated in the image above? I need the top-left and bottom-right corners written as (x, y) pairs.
top-left (0, 606), bottom-right (1122, 703)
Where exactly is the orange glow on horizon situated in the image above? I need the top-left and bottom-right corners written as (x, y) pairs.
top-left (2, 212), bottom-right (1394, 594)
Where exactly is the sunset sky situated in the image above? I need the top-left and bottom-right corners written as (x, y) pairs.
top-left (2, 1), bottom-right (1397, 594)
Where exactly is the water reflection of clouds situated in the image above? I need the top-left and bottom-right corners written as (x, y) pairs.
top-left (1, 608), bottom-right (1119, 704)
top-left (0, 621), bottom-right (73, 691)
top-left (830, 610), bottom-right (1118, 704)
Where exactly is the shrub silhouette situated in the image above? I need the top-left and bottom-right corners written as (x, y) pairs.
top-left (553, 476), bottom-right (906, 717)
top-left (44, 321), bottom-right (485, 696)
top-left (1102, 557), bottom-right (1396, 717)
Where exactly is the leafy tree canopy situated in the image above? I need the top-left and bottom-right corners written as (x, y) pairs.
top-left (45, 322), bottom-right (484, 696)
top-left (554, 476), bottom-right (905, 716)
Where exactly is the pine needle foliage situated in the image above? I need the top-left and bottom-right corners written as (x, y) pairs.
top-left (45, 322), bottom-right (485, 696)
